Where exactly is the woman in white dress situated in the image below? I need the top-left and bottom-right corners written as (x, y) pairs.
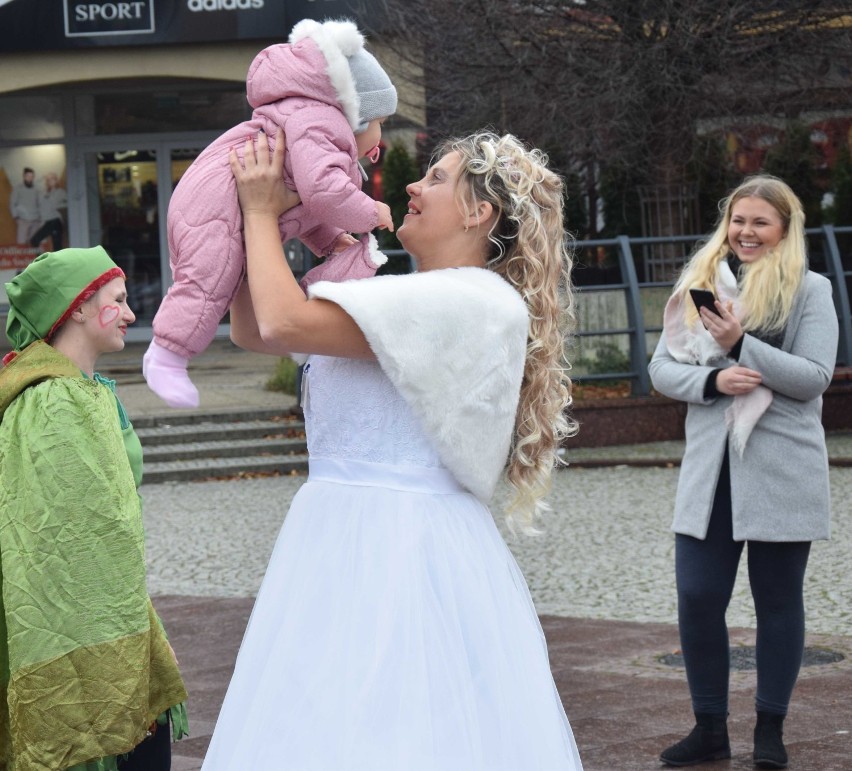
top-left (200, 128), bottom-right (584, 770)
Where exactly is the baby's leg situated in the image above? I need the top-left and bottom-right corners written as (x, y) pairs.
top-left (300, 234), bottom-right (387, 292)
top-left (145, 213), bottom-right (244, 408)
top-left (143, 341), bottom-right (200, 409)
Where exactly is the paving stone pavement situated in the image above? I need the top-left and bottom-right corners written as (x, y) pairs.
top-left (109, 341), bottom-right (852, 769)
top-left (142, 466), bottom-right (852, 771)
top-left (142, 468), bottom-right (852, 638)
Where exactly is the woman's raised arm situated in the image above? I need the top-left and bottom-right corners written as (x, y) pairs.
top-left (228, 129), bottom-right (374, 359)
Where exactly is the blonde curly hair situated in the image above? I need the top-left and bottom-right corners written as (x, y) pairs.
top-left (436, 131), bottom-right (578, 532)
top-left (675, 174), bottom-right (807, 333)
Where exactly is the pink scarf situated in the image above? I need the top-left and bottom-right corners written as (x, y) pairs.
top-left (663, 261), bottom-right (772, 456)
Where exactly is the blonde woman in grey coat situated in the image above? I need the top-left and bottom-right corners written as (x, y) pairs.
top-left (649, 175), bottom-right (838, 770)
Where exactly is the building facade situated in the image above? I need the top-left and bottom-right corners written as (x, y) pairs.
top-left (0, 0), bottom-right (422, 340)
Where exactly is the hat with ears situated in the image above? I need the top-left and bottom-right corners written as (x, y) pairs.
top-left (347, 48), bottom-right (397, 133)
top-left (4, 246), bottom-right (124, 357)
top-left (289, 18), bottom-right (397, 134)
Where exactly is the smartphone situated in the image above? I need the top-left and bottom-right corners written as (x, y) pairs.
top-left (689, 288), bottom-right (722, 317)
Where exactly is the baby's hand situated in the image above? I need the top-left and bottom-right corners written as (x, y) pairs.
top-left (375, 201), bottom-right (394, 232)
top-left (332, 233), bottom-right (359, 253)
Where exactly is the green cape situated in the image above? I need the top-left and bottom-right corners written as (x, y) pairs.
top-left (0, 343), bottom-right (187, 771)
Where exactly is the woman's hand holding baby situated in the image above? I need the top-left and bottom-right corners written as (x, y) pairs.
top-left (231, 129), bottom-right (393, 236)
top-left (230, 129), bottom-right (300, 219)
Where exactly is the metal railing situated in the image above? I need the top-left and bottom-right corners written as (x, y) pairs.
top-left (567, 226), bottom-right (852, 394)
top-left (4, 229), bottom-right (844, 397)
top-left (387, 225), bottom-right (852, 397)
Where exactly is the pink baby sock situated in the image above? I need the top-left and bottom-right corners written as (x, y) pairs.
top-left (143, 340), bottom-right (200, 409)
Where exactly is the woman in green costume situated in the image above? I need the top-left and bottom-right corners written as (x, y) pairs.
top-left (0, 246), bottom-right (188, 771)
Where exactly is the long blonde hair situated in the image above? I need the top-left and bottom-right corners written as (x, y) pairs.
top-left (437, 131), bottom-right (578, 532)
top-left (675, 174), bottom-right (807, 333)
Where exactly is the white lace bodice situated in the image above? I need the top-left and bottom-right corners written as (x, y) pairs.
top-left (302, 356), bottom-right (444, 468)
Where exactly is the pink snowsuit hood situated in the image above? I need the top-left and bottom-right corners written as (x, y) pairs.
top-left (247, 19), bottom-right (363, 132)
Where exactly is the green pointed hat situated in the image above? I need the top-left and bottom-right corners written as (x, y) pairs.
top-left (5, 246), bottom-right (124, 354)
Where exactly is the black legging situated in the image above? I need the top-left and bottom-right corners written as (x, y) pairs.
top-left (117, 718), bottom-right (172, 771)
top-left (675, 449), bottom-right (811, 717)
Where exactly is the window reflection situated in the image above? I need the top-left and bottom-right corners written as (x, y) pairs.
top-left (95, 88), bottom-right (249, 134)
top-left (91, 150), bottom-right (162, 323)
top-left (0, 96), bottom-right (64, 142)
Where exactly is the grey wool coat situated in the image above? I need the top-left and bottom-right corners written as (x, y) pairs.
top-left (649, 271), bottom-right (838, 542)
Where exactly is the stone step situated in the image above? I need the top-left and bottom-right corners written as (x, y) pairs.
top-left (142, 436), bottom-right (308, 463)
top-left (142, 453), bottom-right (309, 484)
top-left (130, 407), bottom-right (290, 429)
top-left (136, 417), bottom-right (305, 446)
top-left (136, 408), bottom-right (308, 483)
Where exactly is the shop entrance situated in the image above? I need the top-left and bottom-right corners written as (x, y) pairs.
top-left (71, 138), bottom-right (209, 335)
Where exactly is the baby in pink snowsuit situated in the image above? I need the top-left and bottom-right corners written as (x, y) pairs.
top-left (143, 19), bottom-right (397, 407)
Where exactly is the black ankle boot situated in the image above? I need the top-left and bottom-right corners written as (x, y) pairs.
top-left (754, 711), bottom-right (788, 769)
top-left (660, 713), bottom-right (731, 767)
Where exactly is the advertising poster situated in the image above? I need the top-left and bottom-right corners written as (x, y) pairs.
top-left (0, 145), bottom-right (67, 304)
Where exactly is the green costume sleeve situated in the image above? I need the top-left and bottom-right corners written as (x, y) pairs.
top-left (0, 376), bottom-right (187, 771)
top-left (91, 372), bottom-right (143, 489)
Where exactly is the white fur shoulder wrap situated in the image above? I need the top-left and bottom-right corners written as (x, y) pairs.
top-left (308, 267), bottom-right (529, 502)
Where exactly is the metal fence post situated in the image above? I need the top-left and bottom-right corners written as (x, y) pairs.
top-left (616, 235), bottom-right (651, 395)
top-left (821, 225), bottom-right (852, 366)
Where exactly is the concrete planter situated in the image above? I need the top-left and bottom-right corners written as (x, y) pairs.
top-left (571, 395), bottom-right (686, 448)
top-left (571, 373), bottom-right (852, 448)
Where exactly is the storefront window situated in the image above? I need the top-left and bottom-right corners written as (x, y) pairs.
top-left (0, 96), bottom-right (64, 142)
top-left (81, 145), bottom-right (206, 325)
top-left (171, 148), bottom-right (197, 188)
top-left (93, 87), bottom-right (249, 135)
top-left (86, 149), bottom-right (162, 323)
top-left (0, 144), bottom-right (67, 306)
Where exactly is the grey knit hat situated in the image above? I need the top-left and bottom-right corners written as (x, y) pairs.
top-left (348, 48), bottom-right (397, 133)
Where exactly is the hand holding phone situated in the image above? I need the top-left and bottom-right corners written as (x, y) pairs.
top-left (689, 288), bottom-right (722, 317)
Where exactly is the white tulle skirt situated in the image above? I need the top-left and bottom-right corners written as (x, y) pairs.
top-left (201, 462), bottom-right (583, 770)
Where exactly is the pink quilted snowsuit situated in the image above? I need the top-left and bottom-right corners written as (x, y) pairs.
top-left (154, 37), bottom-right (381, 359)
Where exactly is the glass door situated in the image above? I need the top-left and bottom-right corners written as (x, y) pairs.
top-left (74, 139), bottom-right (208, 336)
top-left (84, 147), bottom-right (162, 324)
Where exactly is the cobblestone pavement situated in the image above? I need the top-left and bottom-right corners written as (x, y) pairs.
top-left (125, 339), bottom-right (852, 769)
top-left (142, 465), bottom-right (852, 637)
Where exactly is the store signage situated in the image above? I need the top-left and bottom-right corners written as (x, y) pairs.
top-left (65, 1), bottom-right (155, 37)
top-left (187, 0), bottom-right (265, 10)
top-left (0, 0), bottom-right (374, 52)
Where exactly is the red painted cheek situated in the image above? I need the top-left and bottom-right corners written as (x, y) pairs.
top-left (99, 305), bottom-right (120, 327)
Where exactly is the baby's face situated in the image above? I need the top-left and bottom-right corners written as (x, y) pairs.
top-left (355, 118), bottom-right (384, 159)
